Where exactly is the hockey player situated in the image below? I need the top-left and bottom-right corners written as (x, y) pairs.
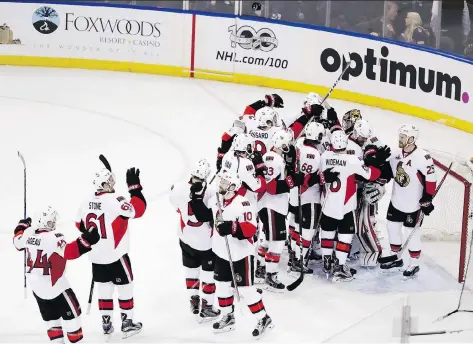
top-left (189, 171), bottom-right (273, 338)
top-left (379, 124), bottom-right (437, 278)
top-left (256, 130), bottom-right (304, 291)
top-left (169, 159), bottom-right (220, 322)
top-left (75, 166), bottom-right (146, 338)
top-left (288, 122), bottom-right (339, 273)
top-left (342, 109), bottom-right (362, 136)
top-left (319, 130), bottom-right (383, 282)
top-left (13, 206), bottom-right (100, 343)
top-left (216, 94), bottom-right (284, 171)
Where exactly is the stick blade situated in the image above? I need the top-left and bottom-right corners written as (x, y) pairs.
top-left (17, 150), bottom-right (26, 167)
top-left (286, 274), bottom-right (304, 291)
top-left (99, 154), bottom-right (112, 172)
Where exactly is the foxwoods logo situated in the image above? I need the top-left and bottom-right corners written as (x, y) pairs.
top-left (32, 6), bottom-right (60, 34)
top-left (64, 13), bottom-right (161, 38)
top-left (320, 46), bottom-right (469, 104)
top-left (228, 24), bottom-right (278, 52)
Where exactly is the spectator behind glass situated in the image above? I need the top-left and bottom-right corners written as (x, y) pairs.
top-left (401, 12), bottom-right (422, 42)
top-left (356, 1), bottom-right (398, 38)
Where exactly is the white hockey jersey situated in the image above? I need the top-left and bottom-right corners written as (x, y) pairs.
top-left (247, 126), bottom-right (281, 155)
top-left (321, 151), bottom-right (381, 220)
top-left (14, 228), bottom-right (72, 300)
top-left (221, 152), bottom-right (265, 206)
top-left (259, 151), bottom-right (289, 214)
top-left (388, 147), bottom-right (437, 213)
top-left (346, 136), bottom-right (364, 159)
top-left (169, 181), bottom-right (214, 251)
top-left (75, 192), bottom-right (146, 265)
top-left (209, 193), bottom-right (257, 262)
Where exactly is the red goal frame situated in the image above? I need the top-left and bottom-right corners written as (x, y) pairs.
top-left (433, 159), bottom-right (472, 283)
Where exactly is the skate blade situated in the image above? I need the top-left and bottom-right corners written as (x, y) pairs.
top-left (262, 285), bottom-right (285, 293)
top-left (254, 323), bottom-right (275, 340)
top-left (380, 268), bottom-right (403, 275)
top-left (197, 315), bottom-right (220, 324)
top-left (213, 325), bottom-right (235, 334)
top-left (122, 328), bottom-right (142, 339)
top-left (254, 277), bottom-right (265, 285)
top-left (308, 259), bottom-right (323, 265)
top-left (332, 275), bottom-right (354, 282)
top-left (402, 274), bottom-right (419, 281)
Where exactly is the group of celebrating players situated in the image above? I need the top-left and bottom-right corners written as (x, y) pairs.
top-left (169, 91), bottom-right (438, 338)
top-left (11, 90), bottom-right (438, 342)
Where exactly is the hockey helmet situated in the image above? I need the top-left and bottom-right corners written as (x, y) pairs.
top-left (353, 119), bottom-right (372, 142)
top-left (218, 170), bottom-right (242, 197)
top-left (191, 159), bottom-right (211, 181)
top-left (37, 206), bottom-right (58, 231)
top-left (233, 133), bottom-right (254, 156)
top-left (305, 122), bottom-right (325, 142)
top-left (256, 107), bottom-right (278, 129)
top-left (93, 168), bottom-right (116, 193)
top-left (398, 124), bottom-right (419, 148)
top-left (331, 130), bottom-right (349, 151)
top-left (272, 129), bottom-right (293, 153)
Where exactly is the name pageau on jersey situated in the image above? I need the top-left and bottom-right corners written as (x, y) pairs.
top-left (321, 151), bottom-right (381, 220)
top-left (209, 194), bottom-right (258, 262)
top-left (75, 192), bottom-right (145, 265)
top-left (259, 151), bottom-right (289, 214)
top-left (388, 147), bottom-right (437, 213)
top-left (169, 181), bottom-right (215, 251)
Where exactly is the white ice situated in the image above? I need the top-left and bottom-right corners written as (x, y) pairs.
top-left (0, 66), bottom-right (472, 343)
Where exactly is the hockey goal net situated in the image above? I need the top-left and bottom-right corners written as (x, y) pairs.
top-left (422, 149), bottom-right (473, 284)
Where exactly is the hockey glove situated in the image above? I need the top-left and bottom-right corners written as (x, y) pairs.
top-left (284, 145), bottom-right (297, 175)
top-left (250, 151), bottom-right (266, 176)
top-left (376, 145), bottom-right (391, 162)
top-left (286, 172), bottom-right (305, 188)
top-left (419, 195), bottom-right (434, 216)
top-left (216, 221), bottom-right (233, 236)
top-left (327, 108), bottom-right (338, 124)
top-left (363, 183), bottom-right (386, 204)
top-left (302, 103), bottom-right (324, 121)
top-left (190, 181), bottom-right (207, 200)
top-left (265, 93), bottom-right (284, 108)
top-left (75, 223), bottom-right (100, 256)
top-left (216, 148), bottom-right (225, 172)
top-left (14, 217), bottom-right (31, 236)
top-left (126, 168), bottom-right (142, 195)
top-left (322, 168), bottom-right (339, 184)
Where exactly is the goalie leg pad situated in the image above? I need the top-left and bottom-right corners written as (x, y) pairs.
top-left (357, 202), bottom-right (382, 267)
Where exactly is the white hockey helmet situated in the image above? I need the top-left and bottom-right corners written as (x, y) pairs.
top-left (218, 170), bottom-right (242, 197)
top-left (331, 130), bottom-right (349, 151)
top-left (233, 133), bottom-right (254, 155)
top-left (305, 122), bottom-right (325, 142)
top-left (398, 124), bottom-right (419, 148)
top-left (256, 107), bottom-right (278, 129)
top-left (272, 129), bottom-right (293, 153)
top-left (353, 119), bottom-right (372, 141)
top-left (304, 92), bottom-right (320, 105)
top-left (37, 206), bottom-right (58, 231)
top-left (191, 159), bottom-right (211, 181)
top-left (93, 168), bottom-right (116, 193)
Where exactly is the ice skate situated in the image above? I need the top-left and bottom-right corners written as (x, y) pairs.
top-left (198, 299), bottom-right (221, 323)
top-left (255, 260), bottom-right (266, 284)
top-left (380, 258), bottom-right (404, 273)
top-left (323, 255), bottom-right (333, 279)
top-left (403, 265), bottom-right (420, 279)
top-left (290, 258), bottom-right (313, 274)
top-left (121, 314), bottom-right (142, 339)
top-left (102, 315), bottom-right (114, 341)
top-left (332, 260), bottom-right (354, 282)
top-left (252, 314), bottom-right (274, 339)
top-left (213, 306), bottom-right (235, 334)
top-left (190, 295), bottom-right (200, 315)
top-left (264, 272), bottom-right (285, 293)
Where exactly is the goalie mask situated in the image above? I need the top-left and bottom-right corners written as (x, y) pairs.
top-left (218, 170), bottom-right (242, 198)
top-left (37, 206), bottom-right (58, 231)
top-left (93, 168), bottom-right (116, 193)
top-left (398, 124), bottom-right (419, 149)
top-left (256, 107), bottom-right (278, 130)
top-left (342, 109), bottom-right (362, 132)
top-left (191, 159), bottom-right (211, 181)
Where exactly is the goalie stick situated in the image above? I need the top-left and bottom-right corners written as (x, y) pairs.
top-left (86, 154), bottom-right (112, 314)
top-left (18, 151), bottom-right (27, 299)
top-left (378, 162), bottom-right (453, 264)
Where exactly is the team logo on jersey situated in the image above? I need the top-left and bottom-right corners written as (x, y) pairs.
top-left (228, 25), bottom-right (278, 52)
top-left (395, 161), bottom-right (410, 187)
top-left (32, 6), bottom-right (60, 34)
top-left (57, 239), bottom-right (66, 248)
top-left (235, 273), bottom-right (242, 283)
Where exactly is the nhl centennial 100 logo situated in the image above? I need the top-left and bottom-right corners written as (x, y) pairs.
top-left (228, 24), bottom-right (278, 52)
top-left (32, 6), bottom-right (60, 34)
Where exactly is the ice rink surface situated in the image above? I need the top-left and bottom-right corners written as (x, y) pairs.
top-left (0, 66), bottom-right (472, 343)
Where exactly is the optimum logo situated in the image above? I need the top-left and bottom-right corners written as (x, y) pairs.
top-left (32, 6), bottom-right (60, 34)
top-left (320, 46), bottom-right (469, 104)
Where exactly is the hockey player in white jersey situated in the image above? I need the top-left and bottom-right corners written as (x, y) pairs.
top-left (75, 165), bottom-right (146, 338)
top-left (169, 159), bottom-right (220, 322)
top-left (13, 206), bottom-right (100, 343)
top-left (256, 129), bottom-right (304, 291)
top-left (220, 133), bottom-right (267, 205)
top-left (189, 171), bottom-right (273, 339)
top-left (379, 124), bottom-right (437, 278)
top-left (319, 131), bottom-right (383, 281)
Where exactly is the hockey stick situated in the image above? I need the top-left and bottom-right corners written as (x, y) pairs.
top-left (378, 162), bottom-right (453, 264)
top-left (296, 56), bottom-right (354, 140)
top-left (18, 151), bottom-right (27, 299)
top-left (215, 192), bottom-right (241, 302)
top-left (410, 328), bottom-right (473, 336)
top-left (86, 154), bottom-right (112, 314)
